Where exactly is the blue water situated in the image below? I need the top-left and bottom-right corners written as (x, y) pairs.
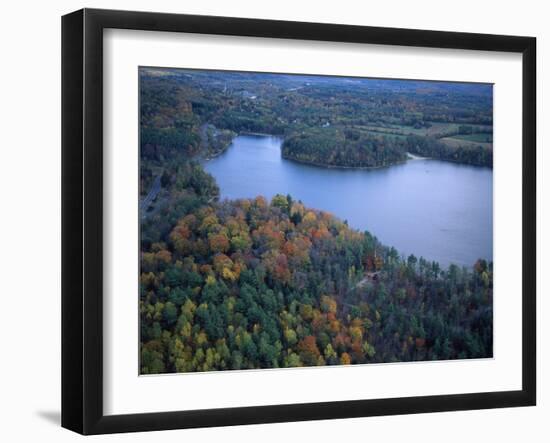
top-left (204, 135), bottom-right (493, 268)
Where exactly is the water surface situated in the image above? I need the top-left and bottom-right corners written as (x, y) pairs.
top-left (205, 135), bottom-right (493, 268)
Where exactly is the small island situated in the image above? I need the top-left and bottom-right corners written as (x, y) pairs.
top-left (282, 127), bottom-right (407, 169)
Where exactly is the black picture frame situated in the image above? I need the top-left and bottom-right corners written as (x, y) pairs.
top-left (62, 8), bottom-right (536, 435)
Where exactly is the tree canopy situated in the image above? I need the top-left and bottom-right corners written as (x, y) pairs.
top-left (141, 193), bottom-right (492, 373)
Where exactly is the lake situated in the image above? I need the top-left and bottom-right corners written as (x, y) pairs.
top-left (204, 135), bottom-right (493, 268)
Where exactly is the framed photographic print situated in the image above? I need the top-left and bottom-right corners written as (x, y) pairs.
top-left (62, 8), bottom-right (536, 435)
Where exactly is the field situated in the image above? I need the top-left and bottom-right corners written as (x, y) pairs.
top-left (358, 122), bottom-right (494, 155)
top-left (448, 133), bottom-right (493, 143)
top-left (360, 122), bottom-right (492, 139)
top-left (439, 137), bottom-right (492, 150)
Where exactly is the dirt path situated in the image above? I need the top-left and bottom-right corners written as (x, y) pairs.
top-left (140, 174), bottom-right (162, 216)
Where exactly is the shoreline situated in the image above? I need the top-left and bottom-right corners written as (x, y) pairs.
top-left (203, 147), bottom-right (229, 161)
top-left (407, 152), bottom-right (430, 160)
top-left (198, 134), bottom-right (492, 269)
top-left (407, 151), bottom-right (493, 169)
top-left (240, 131), bottom-right (284, 138)
top-left (281, 154), bottom-right (409, 170)
top-left (203, 132), bottom-right (492, 170)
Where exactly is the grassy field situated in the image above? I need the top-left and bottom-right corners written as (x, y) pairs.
top-left (361, 122), bottom-right (457, 138)
top-left (439, 137), bottom-right (493, 149)
top-left (352, 122), bottom-right (494, 151)
top-left (361, 122), bottom-right (492, 139)
top-left (448, 133), bottom-right (493, 143)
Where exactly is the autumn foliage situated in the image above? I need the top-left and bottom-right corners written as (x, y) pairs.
top-left (140, 193), bottom-right (493, 374)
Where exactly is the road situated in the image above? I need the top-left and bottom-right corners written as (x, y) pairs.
top-left (140, 174), bottom-right (161, 216)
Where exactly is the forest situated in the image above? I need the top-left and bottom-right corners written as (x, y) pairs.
top-left (141, 188), bottom-right (493, 373)
top-left (281, 127), bottom-right (407, 168)
top-left (139, 68), bottom-right (493, 373)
